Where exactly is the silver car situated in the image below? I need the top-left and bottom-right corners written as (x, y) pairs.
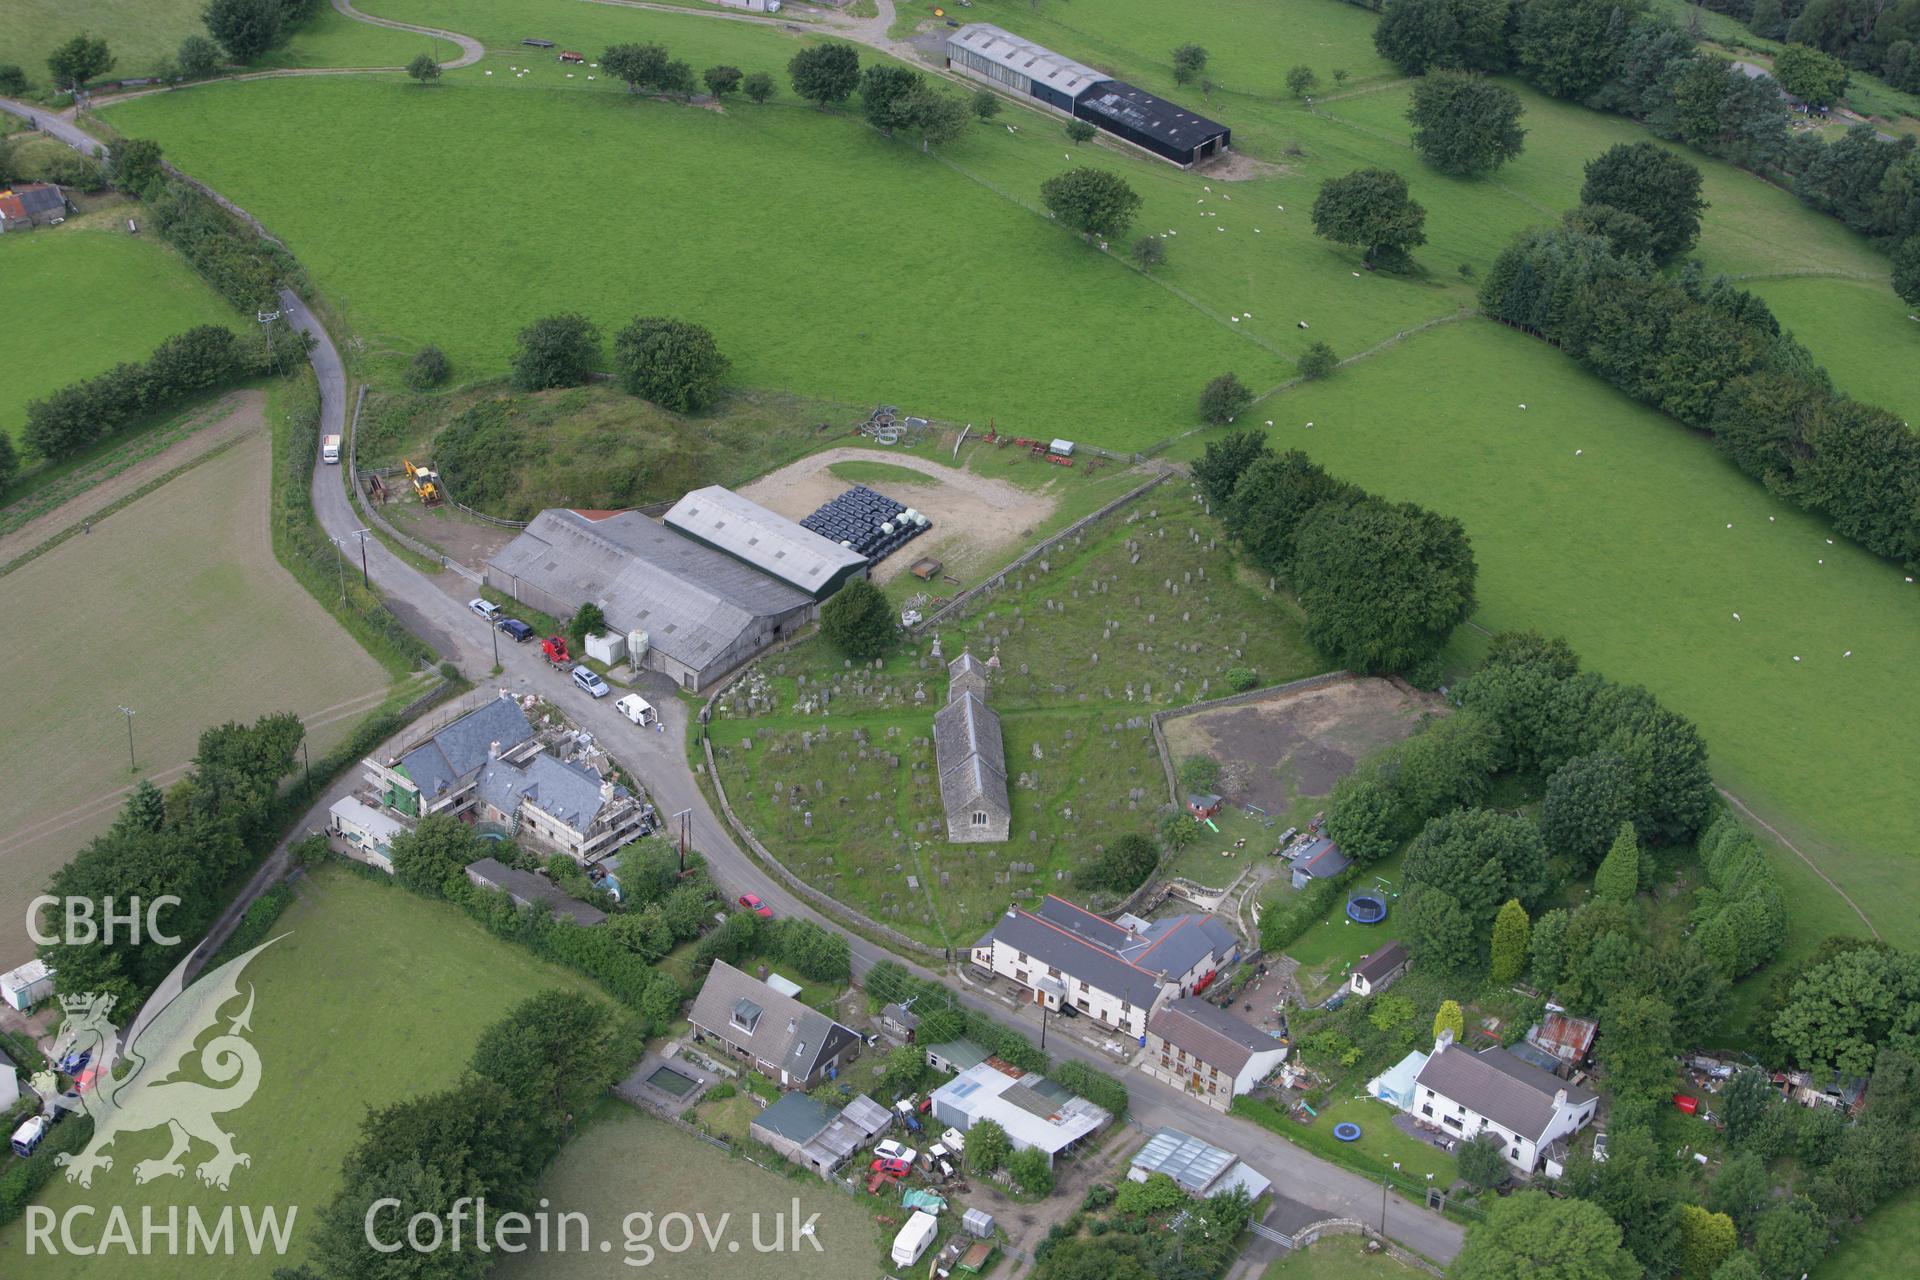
top-left (570, 666), bottom-right (611, 698)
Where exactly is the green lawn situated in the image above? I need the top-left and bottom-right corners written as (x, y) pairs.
top-left (0, 865), bottom-right (604, 1277)
top-left (492, 1102), bottom-right (885, 1279)
top-left (1262, 1235), bottom-right (1427, 1280)
top-left (1174, 318), bottom-right (1919, 948)
top-left (0, 229), bottom-right (237, 443)
top-left (1818, 1190), bottom-right (1920, 1280)
top-left (1744, 276), bottom-right (1920, 425)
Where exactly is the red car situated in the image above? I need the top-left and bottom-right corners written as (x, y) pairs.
top-left (737, 893), bottom-right (773, 919)
top-left (870, 1157), bottom-right (910, 1178)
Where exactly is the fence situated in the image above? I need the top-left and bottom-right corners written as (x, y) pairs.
top-left (1282, 1219), bottom-right (1446, 1275)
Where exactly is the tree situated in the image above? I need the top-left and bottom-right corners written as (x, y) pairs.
top-left (510, 313), bottom-right (601, 391)
top-left (972, 88), bottom-right (1001, 121)
top-left (1709, 1255), bottom-right (1767, 1280)
top-left (1408, 71), bottom-right (1526, 176)
top-left (703, 64), bottom-right (742, 99)
top-left (0, 65), bottom-right (28, 96)
top-left (1458, 1133), bottom-right (1509, 1191)
top-left (1116, 1171), bottom-right (1187, 1216)
top-left (1452, 1191), bottom-right (1642, 1280)
top-left (1177, 755), bottom-right (1220, 793)
top-left (1225, 449), bottom-right (1353, 573)
top-left (1678, 1205), bottom-right (1738, 1280)
top-left (658, 60), bottom-right (696, 100)
top-left (1285, 65), bottom-right (1319, 98)
top-left (1542, 750), bottom-right (1635, 868)
top-left (1512, 0), bottom-right (1641, 99)
top-left (1594, 822), bottom-right (1641, 904)
top-left (1771, 945), bottom-right (1920, 1076)
top-left (569, 601), bottom-right (608, 651)
top-left (1192, 430), bottom-right (1269, 507)
top-left (820, 578), bottom-right (894, 661)
top-left (1197, 372), bottom-right (1252, 425)
top-left (110, 138), bottom-right (165, 196)
top-left (1065, 119), bottom-right (1097, 143)
top-left (1407, 886), bottom-right (1478, 972)
top-left (1581, 142), bottom-right (1707, 263)
top-left (602, 42), bottom-right (668, 94)
top-left (1131, 234), bottom-right (1166, 267)
top-left (177, 35), bottom-right (221, 79)
top-left (1752, 1198), bottom-right (1826, 1280)
top-left (788, 42), bottom-right (859, 109)
top-left (406, 344), bottom-right (449, 390)
top-left (612, 315), bottom-right (730, 412)
top-left (1326, 777), bottom-right (1399, 867)
top-left (1707, 1151), bottom-right (1770, 1232)
top-left (1433, 998), bottom-right (1465, 1043)
top-left (1171, 44), bottom-right (1209, 86)
top-left (1773, 43), bottom-right (1848, 107)
top-left (1563, 203), bottom-right (1658, 260)
top-left (1374, 0), bottom-right (1514, 75)
top-left (742, 71), bottom-right (776, 104)
top-left (859, 64), bottom-right (923, 135)
top-left (1530, 907), bottom-right (1570, 991)
top-left (471, 989), bottom-right (636, 1164)
top-left (1040, 167), bottom-right (1141, 243)
top-left (47, 33), bottom-right (114, 91)
top-left (1491, 899), bottom-right (1531, 984)
top-left (1087, 833), bottom-right (1160, 892)
top-left (390, 814), bottom-right (483, 897)
top-left (1007, 1146), bottom-right (1054, 1195)
top-left (967, 1118), bottom-right (1011, 1173)
top-left (1599, 992), bottom-right (1678, 1101)
top-left (1290, 496), bottom-right (1476, 672)
top-left (202, 0), bottom-right (286, 64)
top-left (1893, 235), bottom-right (1920, 308)
top-left (1405, 808), bottom-right (1551, 923)
top-left (912, 88), bottom-right (971, 152)
top-left (1297, 341), bottom-right (1337, 380)
top-left (1310, 168), bottom-right (1427, 266)
top-left (407, 52), bottom-right (441, 85)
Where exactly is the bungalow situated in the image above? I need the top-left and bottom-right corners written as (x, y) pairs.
top-left (1407, 1030), bottom-right (1598, 1174)
top-left (1349, 941), bottom-right (1409, 997)
top-left (969, 896), bottom-right (1239, 1037)
top-left (1141, 996), bottom-right (1287, 1110)
top-left (1287, 836), bottom-right (1349, 890)
top-left (463, 857), bottom-right (607, 926)
top-left (687, 960), bottom-right (861, 1089)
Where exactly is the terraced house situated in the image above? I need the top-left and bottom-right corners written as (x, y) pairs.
top-left (970, 896), bottom-right (1240, 1036)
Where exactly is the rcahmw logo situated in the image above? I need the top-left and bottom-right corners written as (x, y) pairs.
top-left (26, 938), bottom-right (295, 1257)
top-left (27, 894), bottom-right (182, 946)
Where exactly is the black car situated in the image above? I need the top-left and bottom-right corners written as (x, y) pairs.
top-left (497, 618), bottom-right (536, 642)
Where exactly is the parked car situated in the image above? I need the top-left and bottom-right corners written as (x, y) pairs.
top-left (11, 1116), bottom-right (50, 1158)
top-left (875, 1140), bottom-right (917, 1164)
top-left (737, 893), bottom-right (773, 919)
top-left (468, 598), bottom-right (502, 623)
top-left (570, 666), bottom-right (611, 698)
top-left (870, 1157), bottom-right (910, 1178)
top-left (497, 618), bottom-right (535, 642)
top-left (57, 1049), bottom-right (90, 1076)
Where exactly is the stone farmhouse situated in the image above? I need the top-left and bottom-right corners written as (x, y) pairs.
top-left (1141, 996), bottom-right (1288, 1110)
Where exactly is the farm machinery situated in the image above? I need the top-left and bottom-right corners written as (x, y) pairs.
top-left (404, 459), bottom-right (443, 506)
top-left (541, 635), bottom-right (572, 667)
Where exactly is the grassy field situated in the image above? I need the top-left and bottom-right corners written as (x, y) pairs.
top-left (1745, 276), bottom-right (1920, 424)
top-left (1818, 1190), bottom-right (1920, 1280)
top-left (0, 229), bottom-right (237, 444)
top-left (0, 429), bottom-right (392, 967)
top-left (710, 485), bottom-right (1325, 948)
top-left (0, 864), bottom-right (603, 1278)
top-left (491, 1103), bottom-right (885, 1280)
top-left (1262, 1235), bottom-right (1428, 1280)
top-left (1172, 318), bottom-right (1918, 949)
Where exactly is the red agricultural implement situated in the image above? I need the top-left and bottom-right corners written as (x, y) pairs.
top-left (541, 635), bottom-right (572, 667)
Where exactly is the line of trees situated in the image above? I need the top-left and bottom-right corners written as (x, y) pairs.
top-left (1371, 0), bottom-right (1920, 307)
top-left (1193, 435), bottom-right (1478, 676)
top-left (146, 171), bottom-right (297, 310)
top-left (1479, 213), bottom-right (1920, 567)
top-left (16, 321), bottom-right (309, 468)
top-left (1689, 811), bottom-right (1789, 979)
top-left (1742, 0), bottom-right (1920, 95)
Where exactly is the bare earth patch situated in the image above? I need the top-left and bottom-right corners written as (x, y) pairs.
top-left (1162, 677), bottom-right (1443, 816)
top-left (736, 446), bottom-right (1057, 584)
top-left (1196, 149), bottom-right (1291, 182)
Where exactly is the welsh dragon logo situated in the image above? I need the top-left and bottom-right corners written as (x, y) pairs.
top-left (39, 940), bottom-right (278, 1191)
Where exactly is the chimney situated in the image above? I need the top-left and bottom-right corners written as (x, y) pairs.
top-left (600, 778), bottom-right (616, 802)
top-left (489, 740), bottom-right (502, 759)
top-left (788, 1018), bottom-right (798, 1034)
top-left (1434, 1027), bottom-right (1454, 1055)
top-left (1554, 1088), bottom-right (1568, 1108)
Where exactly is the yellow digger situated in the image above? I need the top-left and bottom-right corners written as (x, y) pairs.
top-left (404, 458), bottom-right (442, 506)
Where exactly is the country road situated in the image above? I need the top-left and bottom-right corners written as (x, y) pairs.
top-left (3, 39), bottom-right (1467, 1263)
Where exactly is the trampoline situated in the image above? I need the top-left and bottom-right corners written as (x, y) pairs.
top-left (1346, 892), bottom-right (1388, 924)
top-left (1333, 1122), bottom-right (1362, 1142)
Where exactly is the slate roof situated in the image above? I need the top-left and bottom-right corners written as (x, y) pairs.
top-left (1353, 942), bottom-right (1409, 987)
top-left (1122, 914), bottom-right (1238, 979)
top-left (935, 691), bottom-right (1009, 817)
top-left (463, 857), bottom-right (606, 926)
top-left (982, 905), bottom-right (1165, 1009)
top-left (477, 752), bottom-right (622, 834)
top-left (1077, 82), bottom-right (1230, 151)
top-left (398, 695), bottom-right (536, 803)
top-left (1289, 837), bottom-right (1349, 879)
top-left (1034, 895), bottom-right (1134, 951)
top-left (1414, 1043), bottom-right (1597, 1143)
top-left (753, 1091), bottom-right (838, 1144)
top-left (488, 510), bottom-right (812, 674)
top-left (0, 183), bottom-right (67, 220)
top-left (1131, 1127), bottom-right (1238, 1194)
top-left (663, 485), bottom-right (866, 598)
top-left (1147, 997), bottom-right (1277, 1075)
top-left (689, 960), bottom-right (859, 1082)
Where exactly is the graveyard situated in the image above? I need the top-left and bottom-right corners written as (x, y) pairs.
top-left (704, 480), bottom-right (1324, 949)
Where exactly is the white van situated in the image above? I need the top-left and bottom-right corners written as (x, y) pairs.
top-left (11, 1115), bottom-right (49, 1158)
top-left (321, 434), bottom-right (342, 464)
top-left (615, 694), bottom-right (656, 726)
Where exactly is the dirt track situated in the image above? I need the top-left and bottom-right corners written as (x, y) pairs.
top-left (736, 446), bottom-right (1057, 584)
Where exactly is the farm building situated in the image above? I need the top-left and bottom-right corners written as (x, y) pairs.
top-left (1128, 1127), bottom-right (1272, 1200)
top-left (687, 960), bottom-right (862, 1089)
top-left (880, 1002), bottom-right (921, 1043)
top-left (750, 1091), bottom-right (888, 1177)
top-left (663, 485), bottom-right (868, 600)
top-left (1141, 997), bottom-right (1287, 1110)
top-left (934, 652), bottom-right (1011, 843)
top-left (0, 183), bottom-right (73, 232)
top-left (486, 508), bottom-right (815, 692)
top-left (1075, 83), bottom-right (1232, 168)
top-left (969, 896), bottom-right (1239, 1037)
top-left (1349, 941), bottom-right (1409, 996)
top-left (362, 692), bottom-right (539, 818)
top-left (944, 23), bottom-right (1105, 113)
top-left (327, 796), bottom-right (408, 869)
top-left (944, 24), bottom-right (1229, 167)
top-left (930, 1059), bottom-right (1111, 1166)
top-left (463, 857), bottom-right (607, 926)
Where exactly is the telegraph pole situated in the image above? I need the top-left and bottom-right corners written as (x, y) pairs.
top-left (351, 527), bottom-right (372, 589)
top-left (117, 705), bottom-right (136, 773)
top-left (671, 807), bottom-right (693, 873)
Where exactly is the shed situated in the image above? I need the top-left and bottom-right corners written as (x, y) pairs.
top-left (944, 23), bottom-right (1104, 113)
top-left (961, 1207), bottom-right (995, 1238)
top-left (0, 960), bottom-right (54, 1012)
top-left (1288, 837), bottom-right (1349, 889)
top-left (585, 631), bottom-right (627, 665)
top-left (1074, 81), bottom-right (1231, 167)
top-left (1186, 792), bottom-right (1222, 820)
top-left (1349, 941), bottom-right (1409, 996)
top-left (881, 1002), bottom-right (922, 1042)
top-left (464, 857), bottom-right (607, 926)
top-left (926, 1039), bottom-right (989, 1074)
top-left (0, 1049), bottom-right (17, 1111)
top-left (328, 796), bottom-right (407, 868)
top-left (892, 1212), bottom-right (940, 1267)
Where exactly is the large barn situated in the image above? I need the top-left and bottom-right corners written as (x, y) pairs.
top-left (486, 508), bottom-right (815, 692)
top-left (663, 485), bottom-right (868, 600)
top-left (945, 24), bottom-right (1229, 167)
